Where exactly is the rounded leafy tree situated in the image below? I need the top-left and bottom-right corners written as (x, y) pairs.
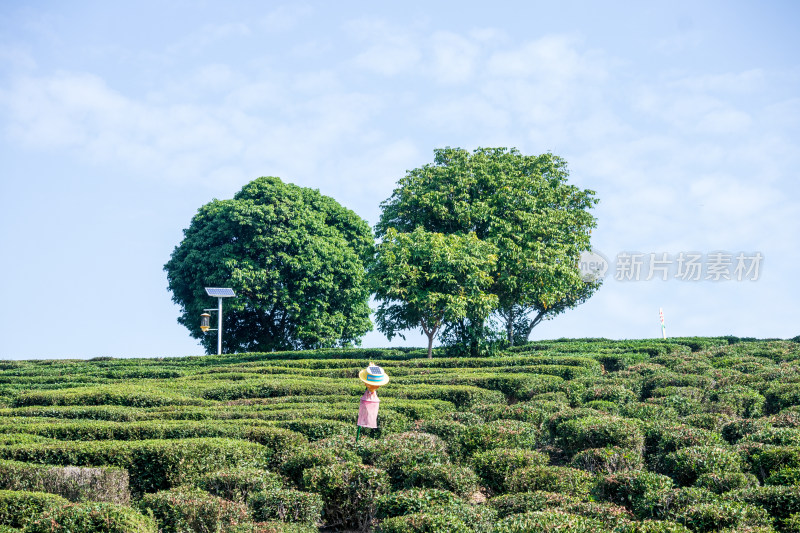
top-left (164, 176), bottom-right (373, 353)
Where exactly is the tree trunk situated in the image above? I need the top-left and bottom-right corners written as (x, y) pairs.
top-left (506, 307), bottom-right (514, 346)
top-left (525, 310), bottom-right (546, 342)
top-left (421, 321), bottom-right (437, 359)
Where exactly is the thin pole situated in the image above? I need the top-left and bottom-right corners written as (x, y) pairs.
top-left (218, 297), bottom-right (223, 355)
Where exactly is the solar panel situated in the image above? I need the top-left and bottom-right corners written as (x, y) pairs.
top-left (205, 287), bottom-right (235, 298)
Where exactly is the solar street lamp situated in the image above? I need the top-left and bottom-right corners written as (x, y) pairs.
top-left (201, 287), bottom-right (235, 355)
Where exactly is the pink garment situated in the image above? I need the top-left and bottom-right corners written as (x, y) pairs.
top-left (357, 390), bottom-right (380, 428)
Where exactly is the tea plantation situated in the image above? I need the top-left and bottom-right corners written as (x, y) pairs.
top-left (0, 337), bottom-right (799, 532)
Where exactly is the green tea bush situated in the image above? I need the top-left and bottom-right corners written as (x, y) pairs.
top-left (545, 408), bottom-right (606, 434)
top-left (376, 510), bottom-right (471, 533)
top-left (694, 471), bottom-right (758, 493)
top-left (25, 501), bottom-right (158, 533)
top-left (768, 407), bottom-right (800, 428)
top-left (375, 488), bottom-right (461, 519)
top-left (383, 385), bottom-right (505, 408)
top-left (140, 486), bottom-right (251, 532)
top-left (308, 435), bottom-right (375, 464)
top-left (673, 500), bottom-right (773, 532)
top-left (472, 448), bottom-right (549, 494)
top-left (403, 463), bottom-right (478, 497)
top-left (0, 459), bottom-right (130, 504)
top-left (641, 373), bottom-right (714, 399)
top-left (746, 445), bottom-right (800, 481)
top-left (765, 383), bottom-right (800, 414)
top-left (414, 420), bottom-right (468, 459)
top-left (377, 501), bottom-right (496, 533)
top-left (569, 446), bottom-right (643, 474)
top-left (612, 519), bottom-right (692, 532)
top-left (619, 402), bottom-right (679, 422)
top-left (593, 471), bottom-right (674, 519)
top-left (595, 353), bottom-right (651, 372)
top-left (681, 413), bottom-right (730, 432)
top-left (302, 463), bottom-right (390, 531)
top-left (488, 491), bottom-right (578, 518)
top-left (764, 467), bottom-right (800, 485)
top-left (12, 386), bottom-right (203, 408)
top-left (742, 427), bottom-right (800, 446)
top-left (472, 401), bottom-right (561, 426)
top-left (731, 485), bottom-right (800, 520)
top-left (197, 468), bottom-right (282, 502)
top-left (459, 420), bottom-right (538, 457)
top-left (248, 488), bottom-right (322, 524)
top-left (506, 466), bottom-right (595, 496)
top-left (553, 416), bottom-right (644, 455)
top-left (273, 419), bottom-right (353, 441)
top-left (722, 419), bottom-right (771, 444)
top-left (491, 510), bottom-right (606, 532)
top-left (580, 384), bottom-right (638, 405)
top-left (662, 446), bottom-right (744, 486)
top-left (366, 432), bottom-right (450, 487)
top-left (279, 448), bottom-right (359, 486)
top-left (581, 400), bottom-right (619, 413)
top-left (710, 386), bottom-right (766, 418)
top-left (646, 396), bottom-right (703, 417)
top-left (642, 423), bottom-right (724, 471)
top-left (0, 490), bottom-right (68, 529)
top-left (0, 438), bottom-right (267, 495)
top-left (380, 399), bottom-right (456, 421)
top-left (487, 490), bottom-right (631, 527)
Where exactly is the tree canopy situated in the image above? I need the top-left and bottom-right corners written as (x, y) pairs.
top-left (370, 227), bottom-right (497, 358)
top-left (376, 147), bottom-right (600, 347)
top-left (164, 176), bottom-right (373, 353)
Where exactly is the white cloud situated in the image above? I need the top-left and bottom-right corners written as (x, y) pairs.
top-left (258, 4), bottom-right (314, 32)
top-left (346, 18), bottom-right (422, 76)
top-left (429, 31), bottom-right (479, 84)
top-left (487, 34), bottom-right (607, 83)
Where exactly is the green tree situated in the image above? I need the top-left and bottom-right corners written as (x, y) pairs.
top-left (164, 176), bottom-right (373, 353)
top-left (376, 147), bottom-right (599, 346)
top-left (370, 227), bottom-right (497, 358)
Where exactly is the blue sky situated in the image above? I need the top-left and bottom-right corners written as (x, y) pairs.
top-left (1, 1), bottom-right (798, 358)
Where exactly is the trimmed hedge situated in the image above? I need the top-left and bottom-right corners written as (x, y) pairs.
top-left (459, 420), bottom-right (538, 457)
top-left (593, 471), bottom-right (674, 519)
top-left (375, 488), bottom-right (461, 519)
top-left (197, 468), bottom-right (283, 503)
top-left (0, 490), bottom-right (68, 529)
top-left (506, 466), bottom-right (595, 497)
top-left (302, 463), bottom-right (390, 531)
top-left (140, 486), bottom-right (251, 532)
top-left (366, 432), bottom-right (450, 487)
top-left (673, 500), bottom-right (773, 532)
top-left (694, 471), bottom-right (759, 493)
top-left (403, 463), bottom-right (478, 497)
top-left (553, 416), bottom-right (644, 454)
top-left (731, 485), bottom-right (800, 520)
top-left (492, 510), bottom-right (606, 532)
top-left (0, 438), bottom-right (267, 495)
top-left (472, 448), bottom-right (550, 494)
top-left (24, 502), bottom-right (157, 532)
top-left (0, 459), bottom-right (129, 504)
top-left (570, 446), bottom-right (643, 474)
top-left (248, 488), bottom-right (323, 524)
top-left (662, 446), bottom-right (744, 486)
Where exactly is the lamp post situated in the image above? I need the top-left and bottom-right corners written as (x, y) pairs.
top-left (200, 288), bottom-right (235, 355)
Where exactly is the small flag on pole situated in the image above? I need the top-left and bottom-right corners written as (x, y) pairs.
top-left (659, 308), bottom-right (667, 339)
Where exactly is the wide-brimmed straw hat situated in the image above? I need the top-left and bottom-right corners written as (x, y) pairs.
top-left (359, 362), bottom-right (389, 387)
